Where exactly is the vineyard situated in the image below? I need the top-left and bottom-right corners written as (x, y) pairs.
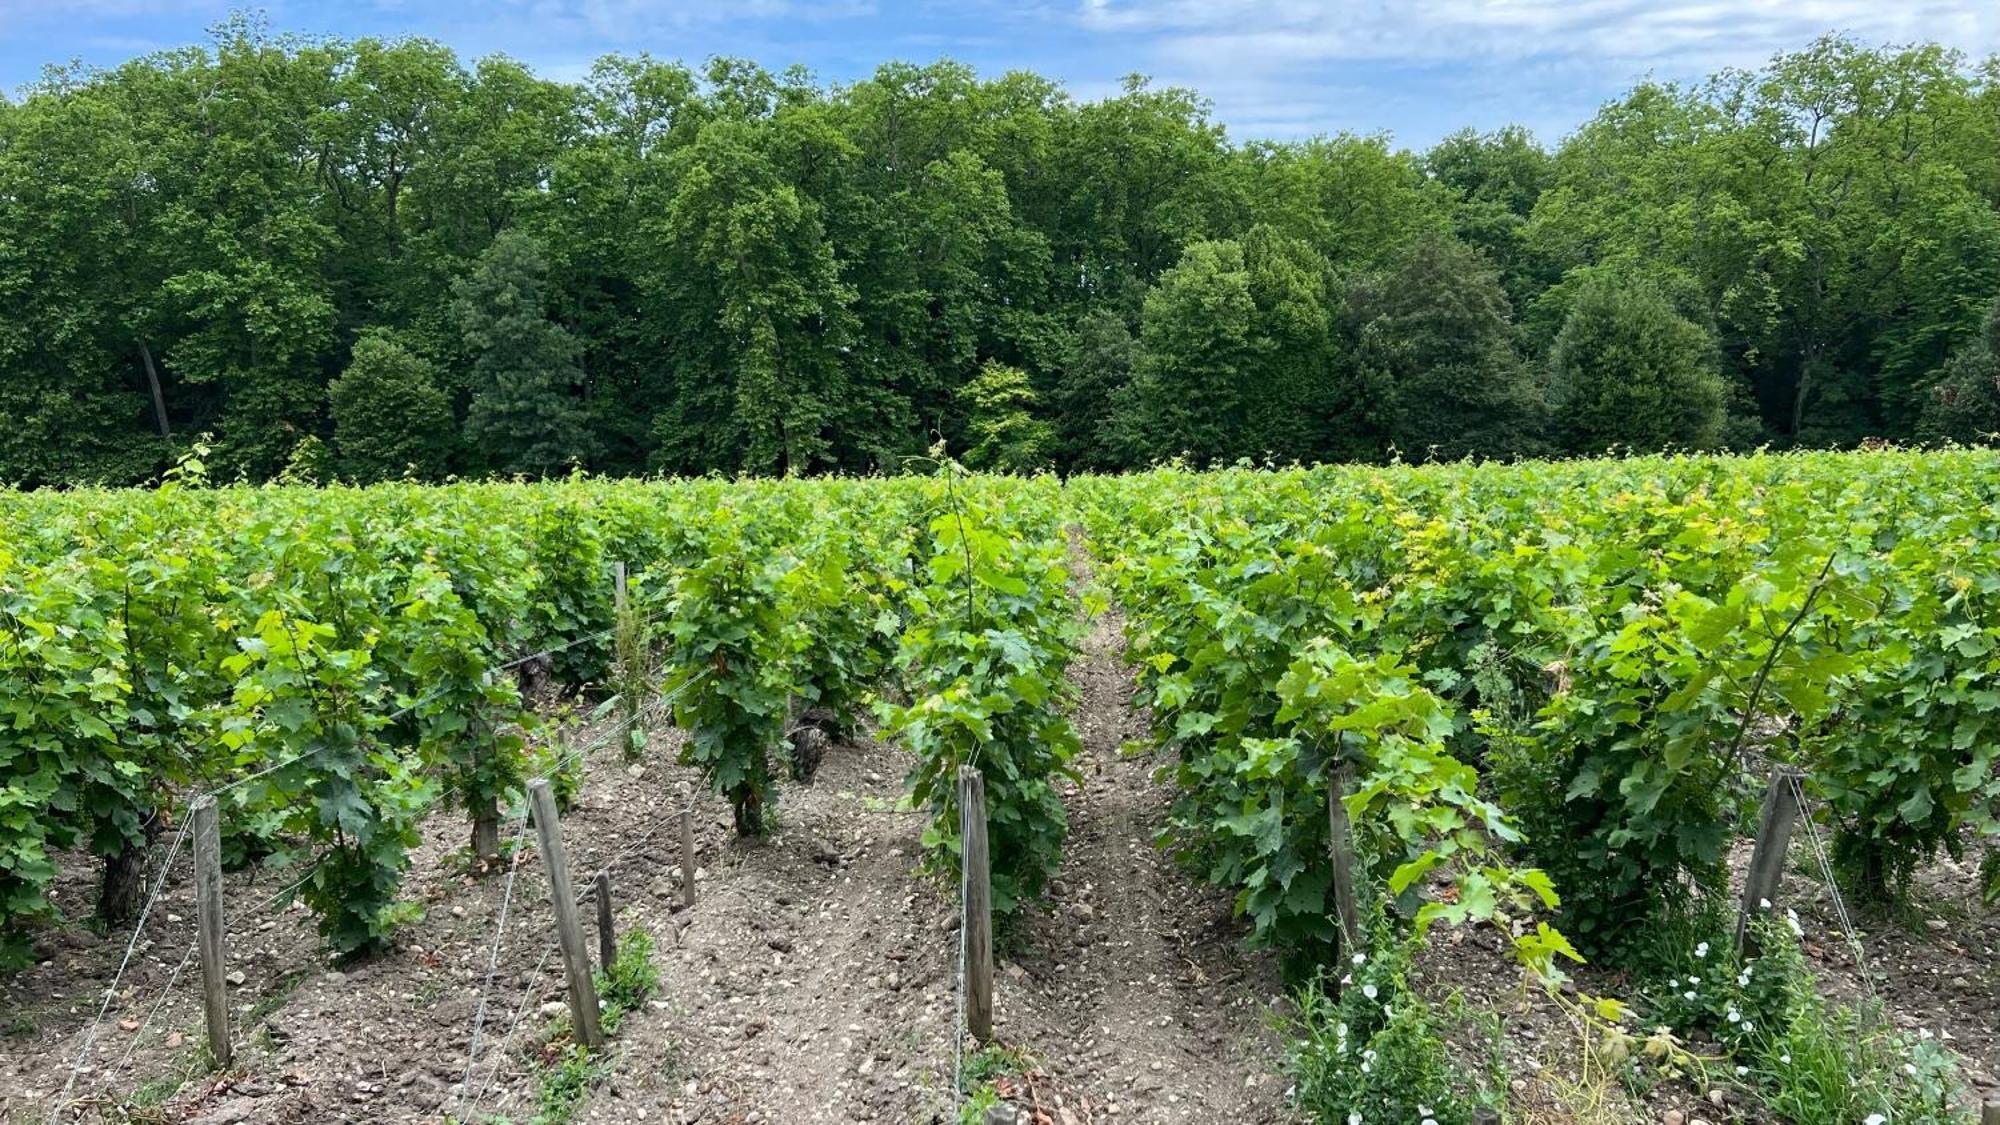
top-left (1, 449), bottom-right (1997, 1124)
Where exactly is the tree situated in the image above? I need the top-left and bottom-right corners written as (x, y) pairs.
top-left (455, 231), bottom-right (594, 476)
top-left (328, 332), bottom-right (455, 482)
top-left (1917, 296), bottom-right (2000, 442)
top-left (647, 119), bottom-right (856, 475)
top-left (1051, 308), bottom-right (1135, 470)
top-left (1424, 126), bottom-right (1553, 306)
top-left (1531, 38), bottom-right (2000, 444)
top-left (1107, 239), bottom-right (1258, 466)
top-left (959, 362), bottom-right (1053, 472)
top-left (1347, 235), bottom-right (1543, 460)
top-left (1548, 271), bottom-right (1728, 451)
top-left (4, 25), bottom-right (1999, 485)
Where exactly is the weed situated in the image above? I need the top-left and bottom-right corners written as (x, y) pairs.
top-left (957, 1083), bottom-right (1002, 1124)
top-left (959, 1043), bottom-right (1031, 1091)
top-left (1282, 934), bottom-right (1482, 1124)
top-left (594, 925), bottom-right (659, 1036)
top-left (532, 1042), bottom-right (606, 1125)
top-left (1634, 908), bottom-right (1977, 1125)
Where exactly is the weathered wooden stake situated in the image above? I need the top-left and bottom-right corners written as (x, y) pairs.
top-left (958, 765), bottom-right (995, 1043)
top-left (528, 780), bottom-right (603, 1048)
top-left (1325, 761), bottom-right (1364, 958)
top-left (1737, 766), bottom-right (1803, 953)
top-left (1471, 1109), bottom-right (1501, 1125)
top-left (191, 796), bottom-right (232, 1069)
top-left (1981, 1100), bottom-right (1999, 1125)
top-left (612, 561), bottom-right (628, 617)
top-left (678, 807), bottom-right (697, 910)
top-left (594, 870), bottom-right (616, 971)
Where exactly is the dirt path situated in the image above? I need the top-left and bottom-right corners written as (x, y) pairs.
top-left (974, 542), bottom-right (1291, 1122)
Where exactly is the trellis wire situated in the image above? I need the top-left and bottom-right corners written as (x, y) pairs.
top-left (47, 814), bottom-right (195, 1124)
top-left (1787, 774), bottom-right (1880, 1008)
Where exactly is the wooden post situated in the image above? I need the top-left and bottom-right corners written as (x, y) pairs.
top-left (1471, 1109), bottom-right (1500, 1125)
top-left (958, 765), bottom-right (994, 1043)
top-left (528, 780), bottom-right (603, 1049)
top-left (612, 561), bottom-right (628, 617)
top-left (1980, 1101), bottom-right (1999, 1125)
top-left (594, 870), bottom-right (616, 972)
top-left (191, 796), bottom-right (232, 1070)
top-left (678, 807), bottom-right (697, 910)
top-left (1737, 767), bottom-right (1803, 953)
top-left (1326, 761), bottom-right (1364, 959)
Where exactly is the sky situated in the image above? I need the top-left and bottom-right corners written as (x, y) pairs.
top-left (2, 0), bottom-right (1998, 148)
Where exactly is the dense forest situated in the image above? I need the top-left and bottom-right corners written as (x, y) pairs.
top-left (2, 17), bottom-right (1999, 486)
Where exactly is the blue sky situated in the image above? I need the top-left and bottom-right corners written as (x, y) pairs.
top-left (3, 1), bottom-right (1997, 147)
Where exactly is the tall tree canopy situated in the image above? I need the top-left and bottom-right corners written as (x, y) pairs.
top-left (1, 23), bottom-right (1997, 486)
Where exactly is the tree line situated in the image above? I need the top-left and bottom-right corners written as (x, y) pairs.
top-left (2, 17), bottom-right (1998, 485)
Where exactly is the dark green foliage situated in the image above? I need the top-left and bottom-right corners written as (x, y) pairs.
top-left (328, 333), bottom-right (454, 483)
top-left (524, 503), bottom-right (614, 690)
top-left (1110, 228), bottom-right (1347, 466)
top-left (1916, 297), bottom-right (2000, 443)
top-left (1637, 913), bottom-right (1977, 1125)
top-left (1, 27), bottom-right (1997, 485)
top-left (456, 232), bottom-right (595, 478)
top-left (1548, 270), bottom-right (1728, 452)
top-left (1107, 239), bottom-right (1259, 465)
top-left (1347, 235), bottom-right (1544, 461)
top-left (1051, 308), bottom-right (1135, 470)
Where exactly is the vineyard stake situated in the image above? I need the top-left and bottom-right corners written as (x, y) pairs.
top-left (1736, 766), bottom-right (1803, 955)
top-left (528, 780), bottom-right (603, 1048)
top-left (1326, 761), bottom-right (1364, 959)
top-left (191, 796), bottom-right (232, 1069)
top-left (678, 807), bottom-right (697, 910)
top-left (1471, 1109), bottom-right (1500, 1125)
top-left (613, 560), bottom-right (628, 617)
top-left (594, 870), bottom-right (616, 971)
top-left (1981, 1100), bottom-right (1999, 1125)
top-left (958, 764), bottom-right (995, 1043)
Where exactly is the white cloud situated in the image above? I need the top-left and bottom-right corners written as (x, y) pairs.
top-left (1078, 0), bottom-right (1998, 67)
top-left (1058, 0), bottom-right (2000, 144)
top-left (488, 0), bottom-right (878, 40)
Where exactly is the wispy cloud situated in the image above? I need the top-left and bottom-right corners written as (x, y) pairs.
top-left (1056, 0), bottom-right (2000, 143)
